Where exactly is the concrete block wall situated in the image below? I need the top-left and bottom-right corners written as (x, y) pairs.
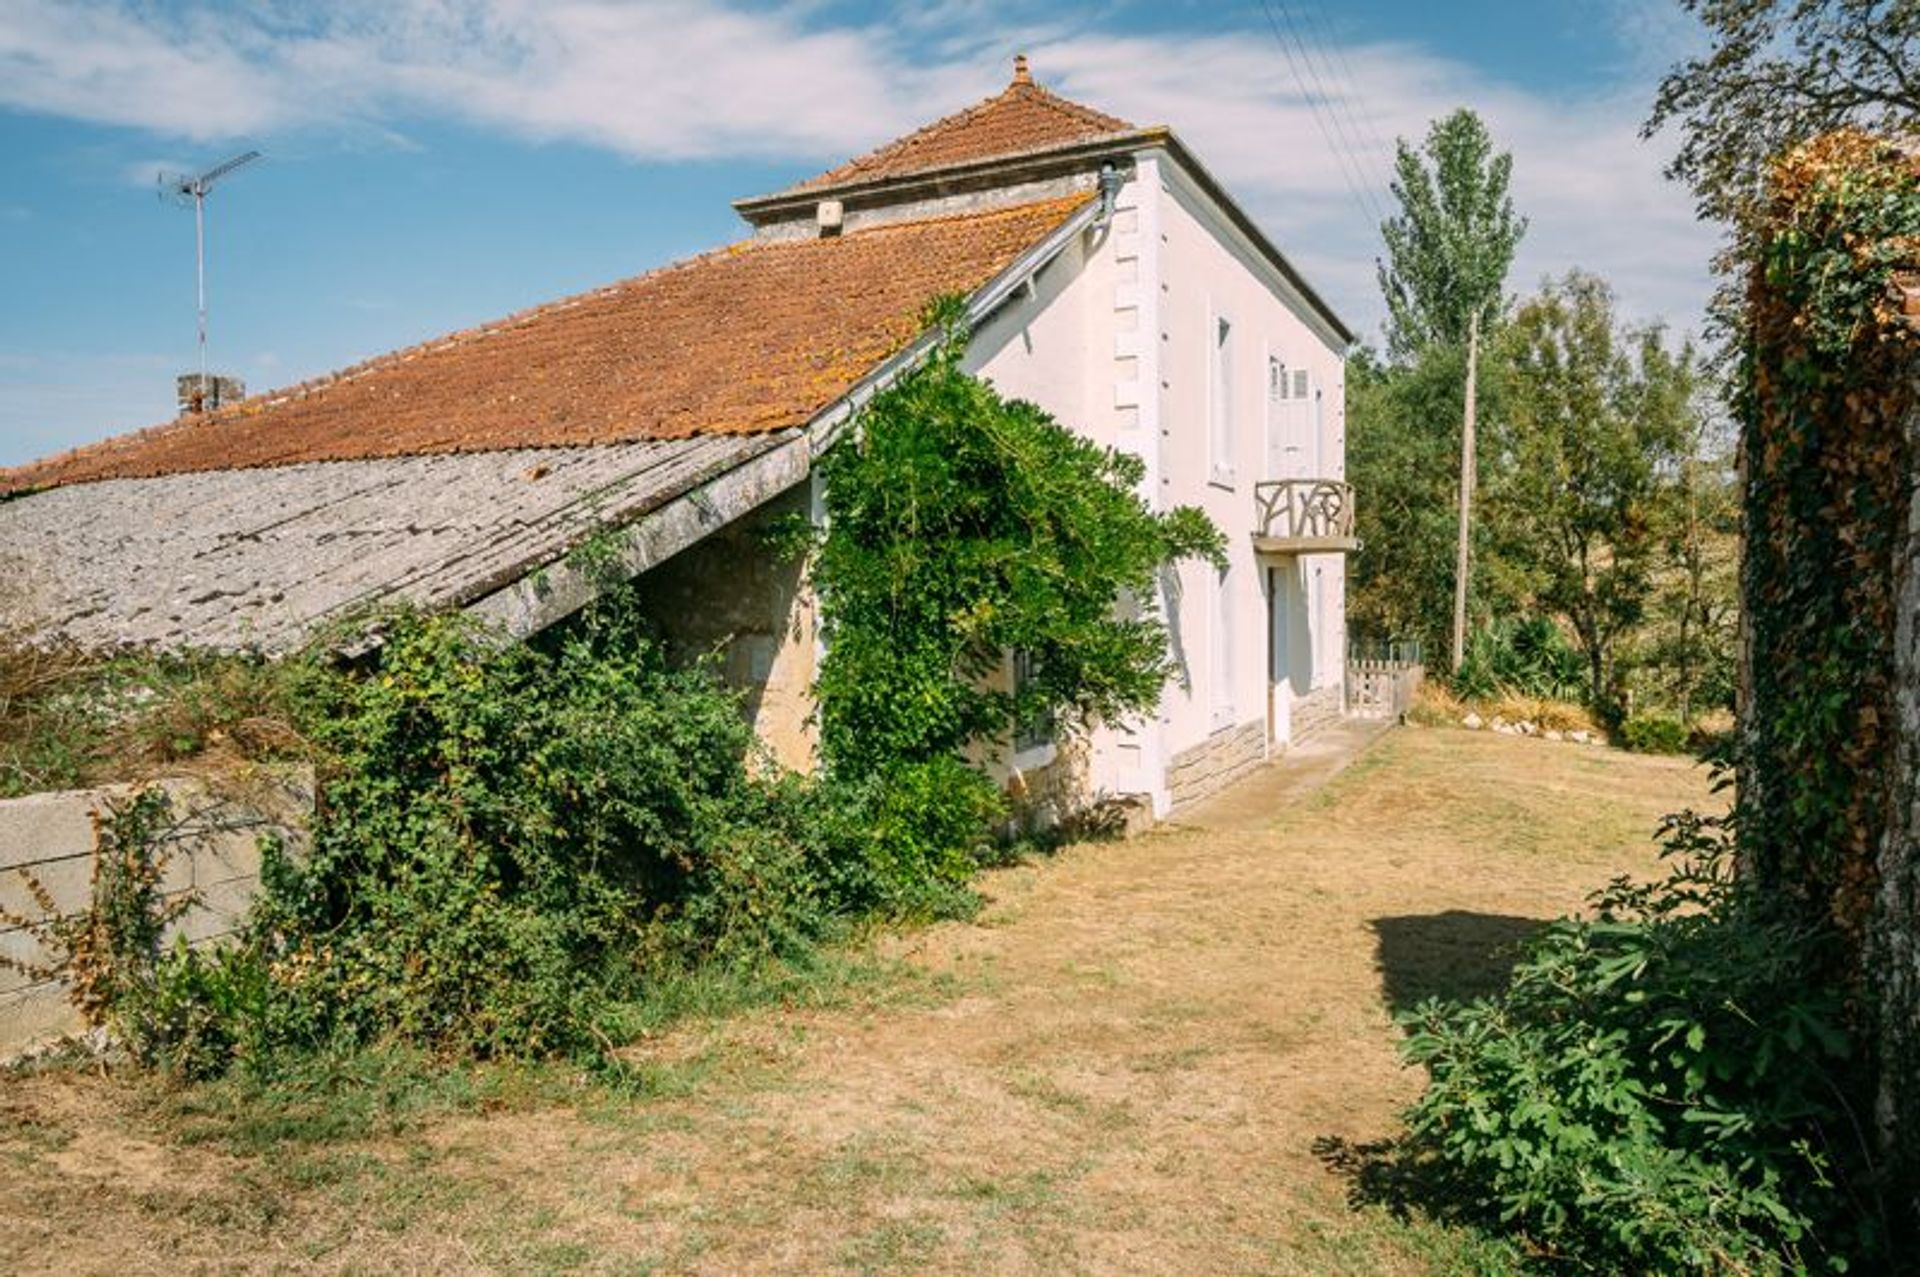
top-left (0, 771), bottom-right (309, 1056)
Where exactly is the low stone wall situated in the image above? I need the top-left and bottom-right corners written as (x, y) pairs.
top-left (1168, 720), bottom-right (1266, 811)
top-left (1292, 684), bottom-right (1344, 743)
top-left (0, 771), bottom-right (310, 1056)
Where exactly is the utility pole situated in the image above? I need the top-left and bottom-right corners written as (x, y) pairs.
top-left (1451, 308), bottom-right (1479, 673)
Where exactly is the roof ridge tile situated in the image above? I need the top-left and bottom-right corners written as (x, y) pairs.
top-left (782, 63), bottom-right (1134, 196)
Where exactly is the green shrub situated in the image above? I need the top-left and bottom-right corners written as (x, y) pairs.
top-left (808, 298), bottom-right (1223, 784)
top-left (1397, 811), bottom-right (1873, 1272)
top-left (1452, 616), bottom-right (1587, 704)
top-left (1623, 712), bottom-right (1690, 754)
top-left (243, 600), bottom-right (881, 1061)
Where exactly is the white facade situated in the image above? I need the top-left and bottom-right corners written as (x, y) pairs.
top-left (963, 151), bottom-right (1350, 815)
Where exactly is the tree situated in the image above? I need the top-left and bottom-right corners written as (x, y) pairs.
top-left (1377, 108), bottom-right (1527, 670)
top-left (1646, 0), bottom-right (1920, 233)
top-left (1345, 344), bottom-right (1523, 658)
top-left (1377, 109), bottom-right (1528, 362)
top-left (1489, 272), bottom-right (1697, 712)
top-left (1641, 408), bottom-right (1740, 721)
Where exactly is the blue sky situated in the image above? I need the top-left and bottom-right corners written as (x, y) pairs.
top-left (0, 0), bottom-right (1715, 466)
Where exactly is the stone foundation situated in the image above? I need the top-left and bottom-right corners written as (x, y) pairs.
top-left (1291, 683), bottom-right (1344, 743)
top-left (1167, 720), bottom-right (1266, 811)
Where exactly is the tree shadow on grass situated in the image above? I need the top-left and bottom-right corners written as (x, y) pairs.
top-left (1370, 910), bottom-right (1547, 1016)
top-left (1308, 911), bottom-right (1554, 1241)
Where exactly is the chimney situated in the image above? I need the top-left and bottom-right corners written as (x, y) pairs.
top-left (178, 372), bottom-right (245, 416)
top-left (815, 198), bottom-right (844, 237)
top-left (1012, 53), bottom-right (1032, 86)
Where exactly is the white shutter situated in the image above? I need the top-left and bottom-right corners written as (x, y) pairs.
top-left (1210, 317), bottom-right (1234, 482)
top-left (1267, 357), bottom-right (1314, 479)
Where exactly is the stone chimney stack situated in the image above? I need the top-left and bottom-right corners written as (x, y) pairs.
top-left (177, 372), bottom-right (245, 416)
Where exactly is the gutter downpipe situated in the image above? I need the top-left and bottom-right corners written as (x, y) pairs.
top-left (1093, 162), bottom-right (1123, 229)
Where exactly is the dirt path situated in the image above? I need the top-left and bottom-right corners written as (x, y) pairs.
top-left (0, 725), bottom-right (1711, 1275)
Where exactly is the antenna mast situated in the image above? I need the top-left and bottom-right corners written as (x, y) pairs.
top-left (160, 150), bottom-right (263, 393)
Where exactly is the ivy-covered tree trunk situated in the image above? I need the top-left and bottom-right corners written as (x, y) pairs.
top-left (1883, 354), bottom-right (1920, 1232)
top-left (1738, 130), bottom-right (1920, 1228)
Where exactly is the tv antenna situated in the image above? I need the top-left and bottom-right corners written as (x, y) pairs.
top-left (159, 150), bottom-right (263, 388)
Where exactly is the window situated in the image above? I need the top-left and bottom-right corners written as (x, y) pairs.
top-left (1267, 357), bottom-right (1315, 480)
top-left (1212, 567), bottom-right (1235, 727)
top-left (1269, 359), bottom-right (1310, 403)
top-left (1012, 649), bottom-right (1054, 754)
top-left (1210, 315), bottom-right (1234, 483)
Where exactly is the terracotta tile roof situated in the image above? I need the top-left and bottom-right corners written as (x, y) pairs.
top-left (1, 193), bottom-right (1091, 495)
top-left (786, 57), bottom-right (1136, 195)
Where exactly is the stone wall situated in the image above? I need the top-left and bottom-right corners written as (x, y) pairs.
top-left (1292, 683), bottom-right (1344, 743)
top-left (0, 772), bottom-right (309, 1056)
top-left (1167, 720), bottom-right (1266, 811)
top-left (630, 485), bottom-right (818, 772)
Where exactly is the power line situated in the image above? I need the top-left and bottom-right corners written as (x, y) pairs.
top-left (1270, 0), bottom-right (1391, 228)
top-left (1292, 0), bottom-right (1402, 210)
top-left (1255, 0), bottom-right (1387, 232)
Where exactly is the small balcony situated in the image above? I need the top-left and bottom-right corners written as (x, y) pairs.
top-left (1253, 479), bottom-right (1359, 555)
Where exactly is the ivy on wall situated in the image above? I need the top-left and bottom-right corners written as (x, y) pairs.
top-left (808, 298), bottom-right (1224, 811)
top-left (1740, 129), bottom-right (1920, 1230)
top-left (1740, 129), bottom-right (1920, 957)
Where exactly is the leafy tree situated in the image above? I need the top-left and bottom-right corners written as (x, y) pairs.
top-left (1646, 0), bottom-right (1920, 232)
top-left (1640, 412), bottom-right (1740, 721)
top-left (1345, 344), bottom-right (1522, 657)
top-left (1377, 108), bottom-right (1528, 361)
top-left (1488, 272), bottom-right (1698, 712)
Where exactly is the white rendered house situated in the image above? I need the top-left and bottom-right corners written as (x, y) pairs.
top-left (0, 58), bottom-right (1355, 818)
top-left (727, 58), bottom-right (1355, 814)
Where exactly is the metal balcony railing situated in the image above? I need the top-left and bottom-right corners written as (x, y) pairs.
top-left (1253, 478), bottom-right (1359, 553)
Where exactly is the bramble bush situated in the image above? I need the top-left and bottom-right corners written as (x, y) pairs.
top-left (242, 596), bottom-right (916, 1060)
top-left (1397, 805), bottom-right (1878, 1272)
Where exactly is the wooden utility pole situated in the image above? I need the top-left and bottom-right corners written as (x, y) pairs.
top-left (1450, 310), bottom-right (1480, 672)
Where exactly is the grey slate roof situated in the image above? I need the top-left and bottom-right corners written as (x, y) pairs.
top-left (0, 433), bottom-right (789, 654)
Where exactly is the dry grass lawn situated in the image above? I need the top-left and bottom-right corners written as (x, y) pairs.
top-left (0, 723), bottom-right (1715, 1275)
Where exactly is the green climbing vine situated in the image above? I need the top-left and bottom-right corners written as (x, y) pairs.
top-left (1739, 130), bottom-right (1920, 959)
top-left (808, 296), bottom-right (1223, 853)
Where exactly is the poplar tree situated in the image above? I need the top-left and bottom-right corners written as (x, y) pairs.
top-left (1377, 109), bottom-right (1527, 363)
top-left (1376, 108), bottom-right (1526, 668)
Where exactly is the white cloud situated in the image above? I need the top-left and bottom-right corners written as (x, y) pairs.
top-left (0, 0), bottom-right (1718, 337)
top-left (0, 0), bottom-right (918, 158)
top-left (1030, 31), bottom-right (1717, 343)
